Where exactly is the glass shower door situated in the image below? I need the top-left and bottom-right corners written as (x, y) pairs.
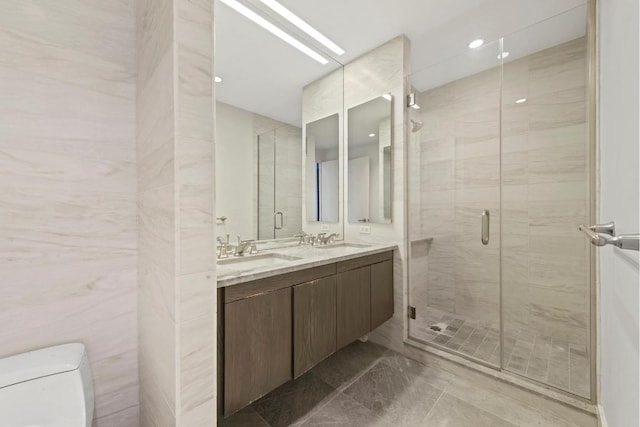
top-left (258, 130), bottom-right (276, 240)
top-left (274, 125), bottom-right (303, 239)
top-left (501, 5), bottom-right (592, 398)
top-left (258, 126), bottom-right (303, 240)
top-left (408, 4), bottom-right (593, 399)
top-left (408, 40), bottom-right (502, 367)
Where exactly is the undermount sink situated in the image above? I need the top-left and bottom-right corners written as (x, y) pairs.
top-left (218, 253), bottom-right (301, 268)
top-left (313, 242), bottom-right (371, 249)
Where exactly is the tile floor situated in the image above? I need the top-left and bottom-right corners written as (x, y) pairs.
top-left (220, 341), bottom-right (597, 427)
top-left (410, 309), bottom-right (591, 398)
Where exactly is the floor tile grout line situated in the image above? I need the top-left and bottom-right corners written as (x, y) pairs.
top-left (297, 347), bottom-right (393, 426)
top-left (332, 347), bottom-right (394, 394)
top-left (286, 388), bottom-right (339, 427)
top-left (421, 388), bottom-right (446, 421)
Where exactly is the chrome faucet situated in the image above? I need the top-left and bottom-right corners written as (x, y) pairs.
top-left (217, 234), bottom-right (232, 258)
top-left (235, 236), bottom-right (257, 256)
top-left (294, 232), bottom-right (309, 245)
top-left (320, 233), bottom-right (339, 245)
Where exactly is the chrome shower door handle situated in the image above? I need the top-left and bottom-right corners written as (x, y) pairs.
top-left (481, 210), bottom-right (490, 245)
top-left (274, 211), bottom-right (284, 230)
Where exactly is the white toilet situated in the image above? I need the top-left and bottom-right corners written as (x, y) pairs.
top-left (0, 343), bottom-right (94, 427)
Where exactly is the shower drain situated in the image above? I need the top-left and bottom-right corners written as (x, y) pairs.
top-left (430, 322), bottom-right (448, 333)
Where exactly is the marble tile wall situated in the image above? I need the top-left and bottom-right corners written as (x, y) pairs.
top-left (0, 1), bottom-right (138, 425)
top-left (343, 36), bottom-right (411, 353)
top-left (137, 0), bottom-right (216, 425)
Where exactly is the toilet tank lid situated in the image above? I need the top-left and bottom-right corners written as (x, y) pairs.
top-left (0, 343), bottom-right (86, 389)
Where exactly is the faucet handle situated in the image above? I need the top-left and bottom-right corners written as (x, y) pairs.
top-left (217, 243), bottom-right (229, 259)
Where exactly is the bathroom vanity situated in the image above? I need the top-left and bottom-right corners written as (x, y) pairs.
top-left (216, 244), bottom-right (395, 417)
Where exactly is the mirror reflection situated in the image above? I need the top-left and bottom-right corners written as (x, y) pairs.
top-left (305, 114), bottom-right (340, 223)
top-left (347, 95), bottom-right (393, 224)
top-left (215, 0), bottom-right (344, 242)
top-left (257, 125), bottom-right (303, 240)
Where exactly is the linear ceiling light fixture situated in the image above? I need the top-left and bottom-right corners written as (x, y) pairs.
top-left (220, 0), bottom-right (329, 64)
top-left (258, 0), bottom-right (345, 56)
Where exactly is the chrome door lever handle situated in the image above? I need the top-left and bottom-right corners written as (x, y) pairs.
top-left (581, 221), bottom-right (615, 236)
top-left (579, 222), bottom-right (639, 251)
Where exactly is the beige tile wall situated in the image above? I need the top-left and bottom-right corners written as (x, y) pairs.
top-left (343, 36), bottom-right (411, 352)
top-left (137, 0), bottom-right (216, 425)
top-left (0, 1), bottom-right (138, 425)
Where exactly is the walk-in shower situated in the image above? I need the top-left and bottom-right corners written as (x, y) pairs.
top-left (407, 4), bottom-right (594, 400)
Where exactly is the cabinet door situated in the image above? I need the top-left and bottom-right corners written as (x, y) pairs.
top-left (293, 276), bottom-right (337, 377)
top-left (224, 287), bottom-right (292, 416)
top-left (371, 260), bottom-right (394, 330)
top-left (337, 266), bottom-right (371, 349)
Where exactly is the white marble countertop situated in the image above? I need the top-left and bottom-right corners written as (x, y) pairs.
top-left (217, 241), bottom-right (397, 288)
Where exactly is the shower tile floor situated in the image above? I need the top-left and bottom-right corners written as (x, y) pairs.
top-left (409, 309), bottom-right (591, 398)
top-left (220, 341), bottom-right (596, 427)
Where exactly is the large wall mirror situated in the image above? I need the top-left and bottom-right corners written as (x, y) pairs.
top-left (347, 95), bottom-right (393, 224)
top-left (305, 114), bottom-right (340, 223)
top-left (215, 0), bottom-right (344, 242)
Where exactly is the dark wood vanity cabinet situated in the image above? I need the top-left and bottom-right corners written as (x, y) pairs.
top-left (219, 250), bottom-right (394, 418)
top-left (293, 276), bottom-right (337, 377)
top-left (336, 266), bottom-right (371, 349)
top-left (371, 259), bottom-right (394, 330)
top-left (224, 287), bottom-right (292, 416)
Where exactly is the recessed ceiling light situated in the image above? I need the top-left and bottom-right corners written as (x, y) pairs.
top-left (497, 51), bottom-right (510, 60)
top-left (382, 94), bottom-right (392, 101)
top-left (369, 133), bottom-right (376, 138)
top-left (259, 0), bottom-right (345, 56)
top-left (515, 98), bottom-right (527, 104)
top-left (468, 39), bottom-right (484, 49)
top-left (411, 104), bottom-right (421, 110)
top-left (214, 76), bottom-right (223, 83)
top-left (220, 0), bottom-right (329, 65)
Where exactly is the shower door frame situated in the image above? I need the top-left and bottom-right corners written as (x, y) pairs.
top-left (404, 0), bottom-right (600, 406)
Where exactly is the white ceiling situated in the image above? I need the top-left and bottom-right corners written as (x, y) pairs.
top-left (215, 0), bottom-right (588, 126)
top-left (412, 4), bottom-right (588, 92)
